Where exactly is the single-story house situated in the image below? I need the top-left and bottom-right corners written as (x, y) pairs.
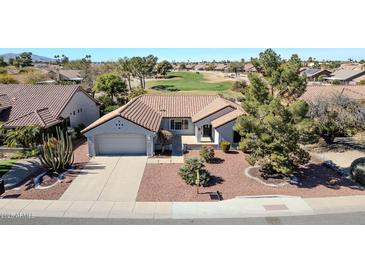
top-left (214, 63), bottom-right (228, 72)
top-left (194, 64), bottom-right (207, 71)
top-left (243, 63), bottom-right (257, 73)
top-left (0, 84), bottom-right (100, 129)
top-left (300, 68), bottom-right (332, 81)
top-left (48, 69), bottom-right (83, 83)
top-left (325, 69), bottom-right (365, 84)
top-left (82, 95), bottom-right (245, 156)
top-left (301, 85), bottom-right (365, 103)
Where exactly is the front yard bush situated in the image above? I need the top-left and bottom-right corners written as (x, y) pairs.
top-left (350, 157), bottom-right (365, 186)
top-left (199, 145), bottom-right (215, 162)
top-left (220, 140), bottom-right (230, 153)
top-left (178, 157), bottom-right (210, 186)
top-left (39, 127), bottom-right (74, 173)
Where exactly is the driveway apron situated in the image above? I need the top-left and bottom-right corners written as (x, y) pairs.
top-left (60, 156), bottom-right (147, 202)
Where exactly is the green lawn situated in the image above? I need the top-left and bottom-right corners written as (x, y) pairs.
top-left (147, 72), bottom-right (236, 97)
top-left (0, 160), bottom-right (16, 177)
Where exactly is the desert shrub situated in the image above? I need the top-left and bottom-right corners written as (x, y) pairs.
top-left (0, 67), bottom-right (7, 74)
top-left (24, 70), bottom-right (47, 84)
top-left (75, 123), bottom-right (86, 139)
top-left (0, 74), bottom-right (19, 84)
top-left (10, 151), bottom-right (26, 160)
top-left (332, 79), bottom-right (341, 85)
top-left (220, 140), bottom-right (230, 153)
top-left (178, 157), bottom-right (210, 186)
top-left (199, 145), bottom-right (215, 162)
top-left (39, 127), bottom-right (74, 172)
top-left (350, 158), bottom-right (365, 186)
top-left (358, 80), bottom-right (365, 86)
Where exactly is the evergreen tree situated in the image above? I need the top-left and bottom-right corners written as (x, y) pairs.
top-left (234, 50), bottom-right (312, 176)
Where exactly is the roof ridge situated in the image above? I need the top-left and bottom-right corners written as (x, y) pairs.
top-left (34, 109), bottom-right (47, 127)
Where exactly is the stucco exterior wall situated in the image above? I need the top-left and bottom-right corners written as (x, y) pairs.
top-left (60, 91), bottom-right (100, 128)
top-left (160, 118), bottom-right (194, 135)
top-left (215, 119), bottom-right (236, 144)
top-left (84, 117), bottom-right (155, 156)
top-left (194, 107), bottom-right (234, 141)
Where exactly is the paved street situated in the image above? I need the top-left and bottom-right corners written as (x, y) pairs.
top-left (59, 156), bottom-right (147, 202)
top-left (2, 211), bottom-right (365, 225)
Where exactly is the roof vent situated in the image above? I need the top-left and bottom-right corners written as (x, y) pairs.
top-left (159, 105), bottom-right (166, 112)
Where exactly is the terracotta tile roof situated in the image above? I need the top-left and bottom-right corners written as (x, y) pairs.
top-left (53, 69), bottom-right (82, 80)
top-left (301, 85), bottom-right (365, 102)
top-left (211, 108), bottom-right (245, 128)
top-left (191, 97), bottom-right (236, 123)
top-left (82, 96), bottom-right (162, 133)
top-left (139, 95), bottom-right (218, 117)
top-left (82, 95), bottom-right (243, 133)
top-left (0, 84), bottom-right (92, 128)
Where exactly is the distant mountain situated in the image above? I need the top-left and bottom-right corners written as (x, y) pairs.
top-left (0, 53), bottom-right (55, 63)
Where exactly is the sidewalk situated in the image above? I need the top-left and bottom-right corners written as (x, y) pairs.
top-left (1, 195), bottom-right (365, 220)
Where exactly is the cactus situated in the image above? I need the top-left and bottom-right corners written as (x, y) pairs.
top-left (39, 127), bottom-right (74, 173)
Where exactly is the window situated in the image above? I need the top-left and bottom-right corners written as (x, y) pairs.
top-left (170, 119), bottom-right (189, 130)
top-left (73, 111), bottom-right (76, 115)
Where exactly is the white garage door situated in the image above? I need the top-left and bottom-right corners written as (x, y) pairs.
top-left (95, 133), bottom-right (146, 155)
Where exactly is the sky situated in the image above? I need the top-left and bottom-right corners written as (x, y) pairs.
top-left (1, 48), bottom-right (365, 62)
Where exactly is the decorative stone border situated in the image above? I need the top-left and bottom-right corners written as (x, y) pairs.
top-left (33, 166), bottom-right (75, 190)
top-left (244, 166), bottom-right (295, 188)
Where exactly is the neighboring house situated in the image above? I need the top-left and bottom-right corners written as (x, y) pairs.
top-left (339, 62), bottom-right (363, 71)
top-left (243, 63), bottom-right (257, 73)
top-left (301, 85), bottom-right (365, 103)
top-left (194, 64), bottom-right (206, 71)
top-left (0, 84), bottom-right (100, 129)
top-left (214, 63), bottom-right (228, 72)
top-left (82, 95), bottom-right (245, 156)
top-left (325, 70), bottom-right (365, 84)
top-left (48, 69), bottom-right (83, 84)
top-left (185, 64), bottom-right (195, 70)
top-left (300, 68), bottom-right (332, 81)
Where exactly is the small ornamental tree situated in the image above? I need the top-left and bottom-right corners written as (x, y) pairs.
top-left (234, 49), bottom-right (312, 176)
top-left (156, 130), bottom-right (173, 154)
top-left (178, 157), bottom-right (210, 193)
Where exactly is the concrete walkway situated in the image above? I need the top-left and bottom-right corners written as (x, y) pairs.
top-left (59, 156), bottom-right (147, 202)
top-left (3, 158), bottom-right (43, 190)
top-left (3, 194), bottom-right (365, 219)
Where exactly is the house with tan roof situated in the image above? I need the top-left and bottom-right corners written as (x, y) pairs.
top-left (301, 85), bottom-right (365, 103)
top-left (325, 69), bottom-right (365, 84)
top-left (82, 95), bottom-right (245, 156)
top-left (48, 69), bottom-right (83, 83)
top-left (0, 84), bottom-right (100, 129)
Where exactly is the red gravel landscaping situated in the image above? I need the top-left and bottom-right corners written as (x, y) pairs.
top-left (1, 138), bottom-right (90, 200)
top-left (136, 150), bottom-right (365, 202)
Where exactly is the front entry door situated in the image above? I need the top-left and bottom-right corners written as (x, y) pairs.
top-left (202, 125), bottom-right (212, 137)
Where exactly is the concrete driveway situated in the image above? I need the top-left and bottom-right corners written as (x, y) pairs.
top-left (60, 156), bottom-right (147, 202)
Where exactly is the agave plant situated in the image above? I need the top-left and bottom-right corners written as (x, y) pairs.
top-left (39, 127), bottom-right (74, 173)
